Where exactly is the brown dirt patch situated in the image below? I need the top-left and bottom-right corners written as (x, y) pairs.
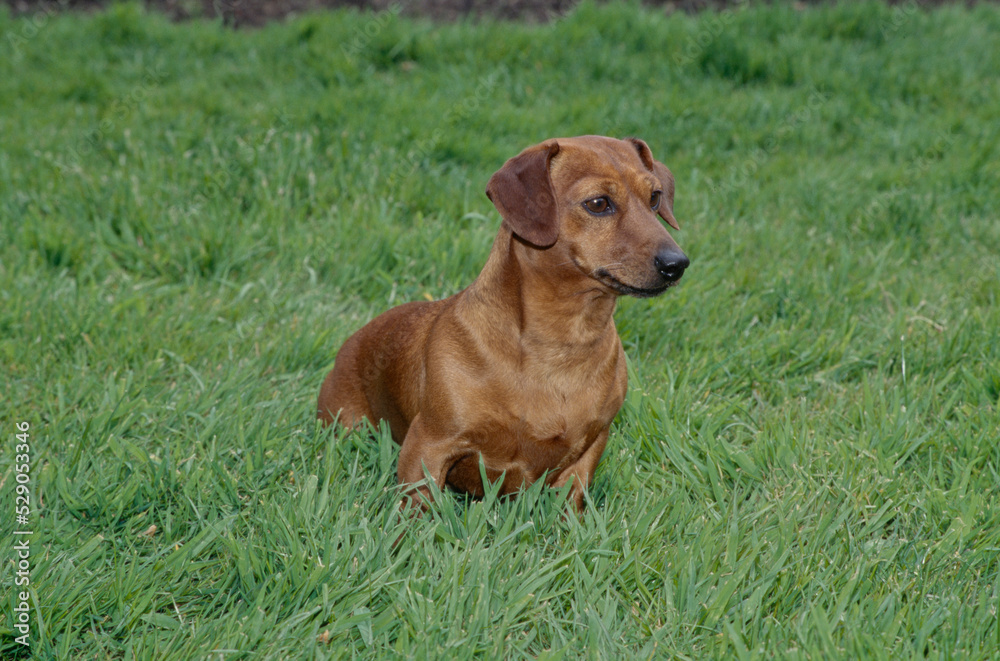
top-left (2, 0), bottom-right (989, 27)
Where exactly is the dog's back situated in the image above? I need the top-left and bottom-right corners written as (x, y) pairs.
top-left (318, 299), bottom-right (446, 441)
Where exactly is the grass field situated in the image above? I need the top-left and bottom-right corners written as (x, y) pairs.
top-left (2, 0), bottom-right (999, 658)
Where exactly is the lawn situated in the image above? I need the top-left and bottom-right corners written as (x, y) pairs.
top-left (1, 1), bottom-right (999, 658)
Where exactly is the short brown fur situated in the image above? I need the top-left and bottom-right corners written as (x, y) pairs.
top-left (318, 136), bottom-right (689, 511)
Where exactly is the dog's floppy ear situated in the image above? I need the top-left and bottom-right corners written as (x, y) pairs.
top-left (485, 140), bottom-right (561, 248)
top-left (627, 138), bottom-right (680, 230)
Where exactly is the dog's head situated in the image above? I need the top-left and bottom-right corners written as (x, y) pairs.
top-left (486, 135), bottom-right (688, 298)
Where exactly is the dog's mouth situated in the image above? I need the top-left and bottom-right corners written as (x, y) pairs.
top-left (593, 269), bottom-right (676, 298)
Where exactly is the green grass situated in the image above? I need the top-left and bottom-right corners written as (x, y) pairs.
top-left (1, 0), bottom-right (999, 657)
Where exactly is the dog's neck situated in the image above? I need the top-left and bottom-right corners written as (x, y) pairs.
top-left (463, 227), bottom-right (619, 351)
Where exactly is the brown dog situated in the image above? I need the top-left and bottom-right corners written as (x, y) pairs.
top-left (318, 135), bottom-right (688, 511)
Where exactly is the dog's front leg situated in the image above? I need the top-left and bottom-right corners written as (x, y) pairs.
top-left (396, 414), bottom-right (462, 512)
top-left (552, 428), bottom-right (610, 512)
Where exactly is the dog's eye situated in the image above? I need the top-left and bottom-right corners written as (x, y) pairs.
top-left (650, 190), bottom-right (662, 211)
top-left (583, 196), bottom-right (613, 215)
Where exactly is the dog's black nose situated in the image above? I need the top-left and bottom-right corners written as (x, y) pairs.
top-left (654, 251), bottom-right (689, 283)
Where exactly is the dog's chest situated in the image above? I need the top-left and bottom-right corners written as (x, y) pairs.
top-left (449, 374), bottom-right (618, 485)
top-left (446, 403), bottom-right (606, 497)
top-left (431, 319), bottom-right (626, 496)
